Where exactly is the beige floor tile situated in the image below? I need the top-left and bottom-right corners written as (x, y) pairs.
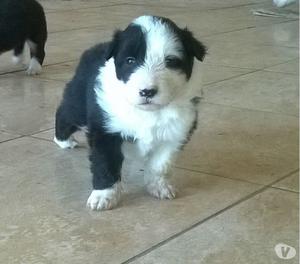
top-left (177, 103), bottom-right (299, 185)
top-left (0, 137), bottom-right (260, 264)
top-left (45, 8), bottom-right (124, 33)
top-left (202, 39), bottom-right (298, 69)
top-left (264, 59), bottom-right (299, 74)
top-left (0, 52), bottom-right (27, 74)
top-left (126, 0), bottom-right (269, 9)
top-left (45, 4), bottom-right (206, 33)
top-left (273, 172), bottom-right (299, 192)
top-left (34, 61), bottom-right (78, 82)
top-left (203, 20), bottom-right (299, 48)
top-left (131, 188), bottom-right (299, 264)
top-left (44, 28), bottom-right (113, 65)
top-left (0, 75), bottom-right (63, 135)
top-left (198, 64), bottom-right (254, 85)
top-left (120, 1), bottom-right (289, 37)
top-left (31, 128), bottom-right (55, 140)
top-left (11, 61), bottom-right (77, 83)
top-left (203, 70), bottom-right (299, 116)
top-left (41, 0), bottom-right (126, 12)
top-left (44, 2), bottom-right (294, 37)
top-left (0, 131), bottom-right (21, 143)
top-left (173, 6), bottom-right (296, 38)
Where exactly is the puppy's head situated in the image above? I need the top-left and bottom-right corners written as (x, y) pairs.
top-left (104, 15), bottom-right (206, 111)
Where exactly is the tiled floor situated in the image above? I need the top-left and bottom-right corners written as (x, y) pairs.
top-left (0, 0), bottom-right (298, 263)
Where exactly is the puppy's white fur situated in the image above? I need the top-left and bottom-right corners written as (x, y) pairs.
top-left (54, 136), bottom-right (78, 149)
top-left (87, 182), bottom-right (122, 210)
top-left (12, 54), bottom-right (24, 65)
top-left (27, 57), bottom-right (42, 75)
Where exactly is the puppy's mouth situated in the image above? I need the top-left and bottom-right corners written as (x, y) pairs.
top-left (136, 99), bottom-right (164, 111)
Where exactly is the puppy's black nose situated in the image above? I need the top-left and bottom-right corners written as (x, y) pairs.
top-left (139, 88), bottom-right (158, 98)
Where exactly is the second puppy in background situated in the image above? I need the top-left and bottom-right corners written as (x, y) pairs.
top-left (0, 0), bottom-right (47, 75)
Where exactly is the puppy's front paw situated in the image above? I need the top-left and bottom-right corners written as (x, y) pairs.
top-left (147, 178), bottom-right (176, 200)
top-left (87, 183), bottom-right (122, 211)
top-left (54, 136), bottom-right (78, 149)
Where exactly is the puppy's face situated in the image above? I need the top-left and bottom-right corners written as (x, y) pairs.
top-left (106, 16), bottom-right (206, 111)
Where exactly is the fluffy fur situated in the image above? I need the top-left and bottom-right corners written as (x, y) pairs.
top-left (0, 0), bottom-right (47, 75)
top-left (54, 15), bottom-right (206, 210)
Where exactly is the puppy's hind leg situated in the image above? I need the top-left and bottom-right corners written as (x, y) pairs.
top-left (12, 42), bottom-right (25, 65)
top-left (54, 105), bottom-right (79, 149)
top-left (26, 39), bottom-right (45, 75)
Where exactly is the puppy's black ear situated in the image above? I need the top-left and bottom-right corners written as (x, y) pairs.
top-left (105, 30), bottom-right (122, 60)
top-left (182, 28), bottom-right (207, 62)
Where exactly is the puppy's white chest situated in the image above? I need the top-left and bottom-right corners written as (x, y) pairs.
top-left (107, 104), bottom-right (195, 154)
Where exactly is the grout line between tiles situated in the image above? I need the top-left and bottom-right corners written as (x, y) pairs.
top-left (176, 166), bottom-right (299, 194)
top-left (30, 77), bottom-right (66, 83)
top-left (202, 26), bottom-right (257, 38)
top-left (256, 43), bottom-right (299, 49)
top-left (202, 69), bottom-right (261, 86)
top-left (44, 1), bottom-right (260, 14)
top-left (28, 136), bottom-right (53, 143)
top-left (0, 135), bottom-right (25, 144)
top-left (201, 101), bottom-right (299, 118)
top-left (44, 2), bottom-right (131, 14)
top-left (194, 2), bottom-right (259, 11)
top-left (202, 19), bottom-right (299, 40)
top-left (203, 57), bottom-right (299, 71)
top-left (48, 25), bottom-right (107, 34)
top-left (123, 2), bottom-right (258, 11)
top-left (26, 127), bottom-right (56, 142)
top-left (46, 15), bottom-right (298, 40)
top-left (262, 69), bottom-right (298, 75)
top-left (1, 127), bottom-right (56, 140)
top-left (174, 166), bottom-right (267, 186)
top-left (0, 59), bottom-right (78, 77)
top-left (47, 16), bottom-right (296, 37)
top-left (29, 127), bottom-right (55, 136)
top-left (270, 186), bottom-right (299, 194)
top-left (121, 168), bottom-right (299, 264)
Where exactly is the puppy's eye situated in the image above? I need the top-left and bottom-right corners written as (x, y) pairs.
top-left (126, 57), bottom-right (136, 65)
top-left (165, 56), bottom-right (182, 68)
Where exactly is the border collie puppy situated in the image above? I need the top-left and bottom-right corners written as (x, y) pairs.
top-left (0, 0), bottom-right (47, 75)
top-left (54, 15), bottom-right (206, 210)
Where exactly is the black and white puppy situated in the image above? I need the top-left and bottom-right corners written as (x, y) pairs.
top-left (0, 0), bottom-right (47, 75)
top-left (54, 15), bottom-right (206, 210)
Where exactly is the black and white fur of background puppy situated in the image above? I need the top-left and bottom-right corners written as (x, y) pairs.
top-left (54, 15), bottom-right (206, 211)
top-left (0, 0), bottom-right (47, 75)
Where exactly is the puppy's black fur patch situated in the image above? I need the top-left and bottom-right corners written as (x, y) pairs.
top-left (108, 25), bottom-right (147, 82)
top-left (0, 0), bottom-right (47, 65)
